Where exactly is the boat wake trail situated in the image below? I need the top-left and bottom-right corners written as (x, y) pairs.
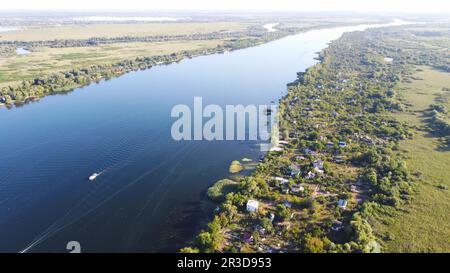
top-left (19, 140), bottom-right (194, 253)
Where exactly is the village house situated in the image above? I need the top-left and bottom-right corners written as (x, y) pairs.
top-left (337, 199), bottom-right (348, 209)
top-left (289, 164), bottom-right (301, 177)
top-left (291, 184), bottom-right (305, 194)
top-left (243, 233), bottom-right (254, 243)
top-left (283, 200), bottom-right (292, 209)
top-left (256, 225), bottom-right (266, 235)
top-left (334, 156), bottom-right (345, 163)
top-left (281, 184), bottom-right (290, 194)
top-left (314, 167), bottom-right (324, 175)
top-left (306, 171), bottom-right (316, 180)
top-left (246, 200), bottom-right (259, 213)
top-left (274, 177), bottom-right (289, 185)
top-left (289, 131), bottom-right (298, 138)
top-left (295, 155), bottom-right (306, 161)
top-left (303, 147), bottom-right (319, 157)
top-left (361, 135), bottom-right (374, 145)
top-left (313, 159), bottom-right (324, 170)
top-left (331, 221), bottom-right (344, 231)
top-left (269, 213), bottom-right (275, 223)
top-left (279, 140), bottom-right (289, 146)
top-left (270, 146), bottom-right (283, 152)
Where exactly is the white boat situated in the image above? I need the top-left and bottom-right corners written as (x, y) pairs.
top-left (89, 173), bottom-right (99, 181)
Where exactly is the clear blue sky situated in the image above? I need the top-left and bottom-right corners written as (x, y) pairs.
top-left (1, 0), bottom-right (449, 13)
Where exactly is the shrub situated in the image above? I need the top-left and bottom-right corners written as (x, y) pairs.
top-left (207, 179), bottom-right (238, 202)
top-left (229, 160), bottom-right (244, 173)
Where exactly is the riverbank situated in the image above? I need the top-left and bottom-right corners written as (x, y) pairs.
top-left (182, 23), bottom-right (449, 253)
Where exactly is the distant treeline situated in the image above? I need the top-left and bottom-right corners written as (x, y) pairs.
top-left (0, 32), bottom-right (245, 49)
top-left (0, 22), bottom-right (364, 55)
top-left (0, 26), bottom-right (293, 55)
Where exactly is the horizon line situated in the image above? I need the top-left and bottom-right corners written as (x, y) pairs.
top-left (0, 9), bottom-right (449, 15)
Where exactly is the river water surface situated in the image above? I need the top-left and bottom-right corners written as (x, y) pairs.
top-left (0, 22), bottom-right (403, 252)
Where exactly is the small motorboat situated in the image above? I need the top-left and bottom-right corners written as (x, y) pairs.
top-left (89, 173), bottom-right (99, 181)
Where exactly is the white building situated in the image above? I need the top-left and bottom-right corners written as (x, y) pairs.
top-left (313, 159), bottom-right (324, 170)
top-left (274, 177), bottom-right (289, 184)
top-left (337, 199), bottom-right (348, 209)
top-left (246, 200), bottom-right (259, 213)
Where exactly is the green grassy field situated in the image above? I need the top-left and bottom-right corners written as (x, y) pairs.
top-left (0, 39), bottom-right (225, 88)
top-left (383, 67), bottom-right (450, 252)
top-left (0, 21), bottom-right (249, 88)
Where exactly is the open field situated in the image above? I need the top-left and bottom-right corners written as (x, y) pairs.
top-left (0, 39), bottom-right (225, 87)
top-left (0, 22), bottom-right (247, 41)
top-left (382, 67), bottom-right (450, 252)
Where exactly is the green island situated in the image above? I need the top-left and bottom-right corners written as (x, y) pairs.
top-left (181, 23), bottom-right (450, 253)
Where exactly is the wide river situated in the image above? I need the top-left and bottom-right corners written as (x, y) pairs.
top-left (0, 22), bottom-right (403, 252)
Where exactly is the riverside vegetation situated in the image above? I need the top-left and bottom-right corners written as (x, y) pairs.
top-left (181, 23), bottom-right (450, 253)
